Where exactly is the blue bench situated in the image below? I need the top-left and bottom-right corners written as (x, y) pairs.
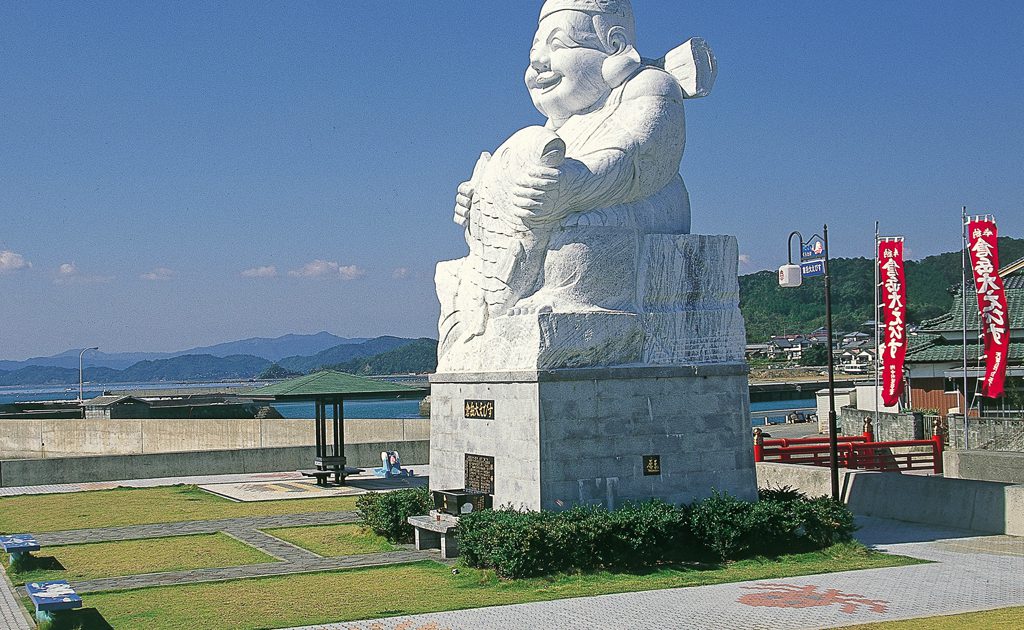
top-left (0, 534), bottom-right (40, 566)
top-left (25, 581), bottom-right (82, 622)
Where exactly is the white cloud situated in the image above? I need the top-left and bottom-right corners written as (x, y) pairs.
top-left (288, 260), bottom-right (365, 280)
top-left (392, 267), bottom-right (411, 279)
top-left (54, 262), bottom-right (114, 285)
top-left (241, 265), bottom-right (277, 278)
top-left (140, 267), bottom-right (175, 281)
top-left (0, 250), bottom-right (31, 273)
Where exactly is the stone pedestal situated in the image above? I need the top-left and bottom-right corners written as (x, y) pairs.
top-left (429, 364), bottom-right (757, 511)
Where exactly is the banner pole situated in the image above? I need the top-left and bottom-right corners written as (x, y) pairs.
top-left (874, 221), bottom-right (880, 432)
top-left (961, 207), bottom-right (970, 449)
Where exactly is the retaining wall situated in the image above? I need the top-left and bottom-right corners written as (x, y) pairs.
top-left (755, 461), bottom-right (1023, 536)
top-left (944, 450), bottom-right (1024, 484)
top-left (0, 440), bottom-right (429, 488)
top-left (0, 417), bottom-right (429, 459)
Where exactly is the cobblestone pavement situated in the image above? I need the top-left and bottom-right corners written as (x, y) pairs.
top-left (0, 570), bottom-right (32, 630)
top-left (285, 517), bottom-right (1024, 630)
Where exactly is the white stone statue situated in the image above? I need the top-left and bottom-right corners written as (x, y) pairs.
top-left (437, 0), bottom-right (743, 372)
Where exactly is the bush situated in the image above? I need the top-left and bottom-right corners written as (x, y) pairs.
top-left (456, 492), bottom-right (858, 578)
top-left (687, 491), bottom-right (754, 561)
top-left (356, 487), bottom-right (432, 544)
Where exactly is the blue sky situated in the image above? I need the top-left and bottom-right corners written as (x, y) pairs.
top-left (1, 1), bottom-right (1022, 359)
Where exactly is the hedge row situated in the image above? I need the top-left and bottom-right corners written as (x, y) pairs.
top-left (457, 488), bottom-right (855, 579)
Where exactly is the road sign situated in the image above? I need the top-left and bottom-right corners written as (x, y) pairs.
top-left (801, 258), bottom-right (825, 278)
top-left (802, 235), bottom-right (825, 260)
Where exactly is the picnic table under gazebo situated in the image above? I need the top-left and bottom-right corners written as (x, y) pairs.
top-left (248, 371), bottom-right (426, 485)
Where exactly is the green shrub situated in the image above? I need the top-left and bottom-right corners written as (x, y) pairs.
top-left (796, 496), bottom-right (856, 547)
top-left (456, 492), bottom-right (857, 578)
top-left (687, 491), bottom-right (755, 561)
top-left (356, 487), bottom-right (432, 544)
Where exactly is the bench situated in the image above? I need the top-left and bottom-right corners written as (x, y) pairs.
top-left (299, 467), bottom-right (363, 486)
top-left (25, 580), bottom-right (82, 623)
top-left (408, 512), bottom-right (460, 559)
top-left (0, 534), bottom-right (40, 566)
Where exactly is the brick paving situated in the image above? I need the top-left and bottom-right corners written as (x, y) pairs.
top-left (0, 570), bottom-right (32, 630)
top-left (285, 516), bottom-right (1024, 630)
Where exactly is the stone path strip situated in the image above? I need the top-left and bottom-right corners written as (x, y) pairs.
top-left (286, 517), bottom-right (1024, 630)
top-left (36, 511), bottom-right (359, 545)
top-left (64, 549), bottom-right (431, 595)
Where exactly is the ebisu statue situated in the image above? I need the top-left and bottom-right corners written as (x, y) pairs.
top-left (436, 0), bottom-right (744, 373)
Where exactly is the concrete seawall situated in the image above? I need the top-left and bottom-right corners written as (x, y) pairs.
top-left (0, 417), bottom-right (429, 459)
top-left (0, 440), bottom-right (430, 488)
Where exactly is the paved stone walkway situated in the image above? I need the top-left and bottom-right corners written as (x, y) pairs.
top-left (0, 470), bottom-right (304, 497)
top-left (285, 517), bottom-right (1024, 630)
top-left (0, 570), bottom-right (32, 630)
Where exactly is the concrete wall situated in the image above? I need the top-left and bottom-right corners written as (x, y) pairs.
top-left (0, 417), bottom-right (429, 459)
top-left (839, 406), bottom-right (924, 441)
top-left (0, 440), bottom-right (430, 487)
top-left (755, 461), bottom-right (1024, 536)
top-left (944, 450), bottom-right (1024, 484)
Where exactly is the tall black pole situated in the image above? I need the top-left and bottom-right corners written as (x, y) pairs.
top-left (823, 224), bottom-right (840, 500)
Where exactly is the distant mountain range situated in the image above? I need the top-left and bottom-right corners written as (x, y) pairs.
top-left (0, 332), bottom-right (365, 372)
top-left (0, 334), bottom-right (431, 387)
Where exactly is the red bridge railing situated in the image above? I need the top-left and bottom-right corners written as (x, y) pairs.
top-left (754, 419), bottom-right (944, 474)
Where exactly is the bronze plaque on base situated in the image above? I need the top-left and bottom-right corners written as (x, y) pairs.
top-left (465, 453), bottom-right (495, 494)
top-left (643, 455), bottom-right (662, 476)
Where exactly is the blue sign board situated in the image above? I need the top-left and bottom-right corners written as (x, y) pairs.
top-left (801, 259), bottom-right (826, 278)
top-left (801, 235), bottom-right (825, 260)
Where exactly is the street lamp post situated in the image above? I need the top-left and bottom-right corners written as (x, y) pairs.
top-left (779, 226), bottom-right (840, 501)
top-left (79, 346), bottom-right (99, 402)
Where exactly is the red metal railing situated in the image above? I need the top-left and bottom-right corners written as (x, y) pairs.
top-left (754, 419), bottom-right (944, 474)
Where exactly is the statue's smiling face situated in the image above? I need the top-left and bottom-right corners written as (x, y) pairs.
top-left (526, 11), bottom-right (612, 121)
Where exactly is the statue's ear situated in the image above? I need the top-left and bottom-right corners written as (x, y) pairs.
top-left (602, 27), bottom-right (642, 87)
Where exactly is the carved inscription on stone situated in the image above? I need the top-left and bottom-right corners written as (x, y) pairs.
top-left (465, 453), bottom-right (495, 494)
top-left (464, 400), bottom-right (495, 420)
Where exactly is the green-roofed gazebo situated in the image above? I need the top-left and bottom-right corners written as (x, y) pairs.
top-left (248, 371), bottom-right (425, 484)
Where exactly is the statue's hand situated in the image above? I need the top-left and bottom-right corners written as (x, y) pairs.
top-left (509, 164), bottom-right (567, 225)
top-left (453, 151), bottom-right (492, 227)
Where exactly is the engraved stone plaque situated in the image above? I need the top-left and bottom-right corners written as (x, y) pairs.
top-left (464, 399), bottom-right (495, 420)
top-left (465, 453), bottom-right (495, 494)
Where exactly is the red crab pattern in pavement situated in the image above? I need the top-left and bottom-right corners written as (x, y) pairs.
top-left (738, 583), bottom-right (889, 614)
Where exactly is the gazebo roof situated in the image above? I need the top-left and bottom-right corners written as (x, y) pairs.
top-left (247, 370), bottom-right (425, 401)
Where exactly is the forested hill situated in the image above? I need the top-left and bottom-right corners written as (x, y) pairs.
top-left (740, 236), bottom-right (1024, 343)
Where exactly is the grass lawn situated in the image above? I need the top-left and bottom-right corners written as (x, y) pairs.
top-left (264, 523), bottom-right (396, 557)
top-left (0, 485), bottom-right (358, 533)
top-left (48, 543), bottom-right (922, 630)
top-left (1, 533), bottom-right (275, 586)
top-left (846, 606), bottom-right (1024, 629)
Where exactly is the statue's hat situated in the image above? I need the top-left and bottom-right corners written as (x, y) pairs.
top-left (539, 0), bottom-right (633, 20)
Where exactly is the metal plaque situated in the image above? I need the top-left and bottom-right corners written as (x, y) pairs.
top-left (464, 453), bottom-right (495, 494)
top-left (800, 258), bottom-right (826, 278)
top-left (643, 455), bottom-right (662, 476)
top-left (464, 399), bottom-right (495, 420)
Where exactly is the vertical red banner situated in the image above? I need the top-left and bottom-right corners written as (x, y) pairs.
top-left (967, 218), bottom-right (1010, 398)
top-left (878, 239), bottom-right (908, 407)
